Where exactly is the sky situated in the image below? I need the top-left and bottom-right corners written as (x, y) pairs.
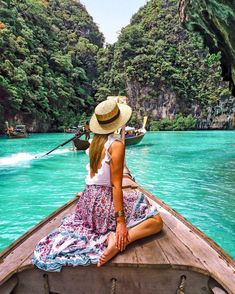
top-left (80, 0), bottom-right (147, 44)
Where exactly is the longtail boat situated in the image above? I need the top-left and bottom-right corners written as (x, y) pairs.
top-left (72, 137), bottom-right (90, 151)
top-left (125, 132), bottom-right (145, 146)
top-left (6, 125), bottom-right (28, 139)
top-left (73, 117), bottom-right (148, 150)
top-left (0, 172), bottom-right (234, 294)
top-left (72, 133), bottom-right (146, 150)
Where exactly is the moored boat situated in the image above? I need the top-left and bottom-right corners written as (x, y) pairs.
top-left (6, 124), bottom-right (28, 139)
top-left (64, 126), bottom-right (78, 133)
top-left (0, 172), bottom-right (234, 294)
top-left (125, 129), bottom-right (145, 146)
top-left (72, 133), bottom-right (145, 150)
top-left (72, 117), bottom-right (148, 150)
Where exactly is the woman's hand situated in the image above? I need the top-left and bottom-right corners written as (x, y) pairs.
top-left (116, 220), bottom-right (129, 252)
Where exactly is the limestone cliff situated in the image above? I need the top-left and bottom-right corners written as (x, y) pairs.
top-left (96, 0), bottom-right (234, 130)
top-left (126, 79), bottom-right (235, 130)
top-left (178, 0), bottom-right (235, 95)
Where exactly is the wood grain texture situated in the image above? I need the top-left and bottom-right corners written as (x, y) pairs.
top-left (136, 183), bottom-right (235, 294)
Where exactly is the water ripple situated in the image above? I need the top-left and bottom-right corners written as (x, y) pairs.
top-left (0, 131), bottom-right (235, 258)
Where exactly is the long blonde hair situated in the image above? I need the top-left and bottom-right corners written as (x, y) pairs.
top-left (89, 134), bottom-right (109, 174)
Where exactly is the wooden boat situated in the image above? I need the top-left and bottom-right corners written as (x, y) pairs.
top-left (125, 132), bottom-right (145, 146)
top-left (0, 172), bottom-right (234, 293)
top-left (6, 125), bottom-right (28, 139)
top-left (64, 127), bottom-right (78, 133)
top-left (72, 137), bottom-right (90, 151)
top-left (72, 133), bottom-right (145, 150)
top-left (125, 116), bottom-right (147, 146)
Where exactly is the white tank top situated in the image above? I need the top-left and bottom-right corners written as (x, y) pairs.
top-left (85, 134), bottom-right (123, 187)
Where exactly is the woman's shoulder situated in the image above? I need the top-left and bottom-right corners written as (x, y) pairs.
top-left (110, 139), bottom-right (124, 148)
top-left (105, 134), bottom-right (123, 148)
top-left (107, 135), bottom-right (124, 154)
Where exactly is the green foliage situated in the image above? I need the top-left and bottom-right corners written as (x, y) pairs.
top-left (172, 114), bottom-right (197, 130)
top-left (0, 0), bottom-right (104, 130)
top-left (150, 114), bottom-right (197, 131)
top-left (0, 0), bottom-right (231, 132)
top-left (95, 0), bottom-right (230, 120)
top-left (149, 120), bottom-right (159, 131)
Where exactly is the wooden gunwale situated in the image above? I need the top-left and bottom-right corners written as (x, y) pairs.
top-left (136, 181), bottom-right (235, 267)
top-left (125, 133), bottom-right (145, 146)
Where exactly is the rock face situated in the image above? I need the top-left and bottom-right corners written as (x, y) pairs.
top-left (196, 95), bottom-right (235, 129)
top-left (126, 80), bottom-right (177, 121)
top-left (95, 0), bottom-right (234, 130)
top-left (178, 0), bottom-right (235, 95)
top-left (126, 80), bottom-right (235, 130)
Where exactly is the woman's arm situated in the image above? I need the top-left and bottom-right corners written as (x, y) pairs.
top-left (109, 140), bottom-right (129, 251)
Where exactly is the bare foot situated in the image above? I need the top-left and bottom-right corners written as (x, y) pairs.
top-left (97, 233), bottom-right (119, 267)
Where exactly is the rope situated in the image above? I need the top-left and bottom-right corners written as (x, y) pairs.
top-left (110, 278), bottom-right (117, 294)
top-left (177, 275), bottom-right (186, 294)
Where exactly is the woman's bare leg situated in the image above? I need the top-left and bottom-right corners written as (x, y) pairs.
top-left (97, 214), bottom-right (163, 267)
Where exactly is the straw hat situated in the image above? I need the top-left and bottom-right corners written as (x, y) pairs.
top-left (89, 100), bottom-right (132, 134)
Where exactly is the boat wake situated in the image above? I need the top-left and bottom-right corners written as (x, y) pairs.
top-left (0, 148), bottom-right (71, 167)
top-left (0, 152), bottom-right (35, 167)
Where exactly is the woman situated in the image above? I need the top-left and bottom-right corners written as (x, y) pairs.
top-left (33, 100), bottom-right (163, 271)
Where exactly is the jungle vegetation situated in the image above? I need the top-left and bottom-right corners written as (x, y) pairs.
top-left (95, 0), bottom-right (231, 130)
top-left (0, 0), bottom-right (104, 131)
top-left (0, 0), bottom-right (232, 132)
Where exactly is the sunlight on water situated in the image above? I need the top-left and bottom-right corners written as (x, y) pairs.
top-left (0, 131), bottom-right (235, 259)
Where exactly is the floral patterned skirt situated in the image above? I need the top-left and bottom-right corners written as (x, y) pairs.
top-left (32, 184), bottom-right (159, 272)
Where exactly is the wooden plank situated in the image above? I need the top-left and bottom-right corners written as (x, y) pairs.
top-left (160, 209), bottom-right (235, 294)
top-left (134, 236), bottom-right (170, 267)
top-left (134, 182), bottom-right (235, 294)
top-left (111, 243), bottom-right (139, 266)
top-left (137, 184), bottom-right (235, 266)
top-left (157, 221), bottom-right (208, 273)
top-left (111, 234), bottom-right (169, 267)
top-left (17, 252), bottom-right (34, 271)
top-left (122, 176), bottom-right (138, 189)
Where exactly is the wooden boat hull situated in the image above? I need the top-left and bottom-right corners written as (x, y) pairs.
top-left (1, 265), bottom-right (220, 294)
top-left (72, 133), bottom-right (145, 150)
top-left (0, 176), bottom-right (234, 294)
top-left (7, 133), bottom-right (28, 139)
top-left (6, 124), bottom-right (28, 139)
top-left (125, 133), bottom-right (145, 146)
top-left (72, 138), bottom-right (90, 151)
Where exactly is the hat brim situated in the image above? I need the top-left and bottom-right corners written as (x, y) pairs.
top-left (89, 104), bottom-right (132, 135)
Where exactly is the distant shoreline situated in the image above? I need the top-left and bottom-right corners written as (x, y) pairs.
top-left (1, 129), bottom-right (235, 136)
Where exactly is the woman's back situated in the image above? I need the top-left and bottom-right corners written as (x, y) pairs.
top-left (85, 134), bottom-right (122, 187)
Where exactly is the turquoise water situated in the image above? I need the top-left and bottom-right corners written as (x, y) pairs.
top-left (0, 131), bottom-right (235, 259)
